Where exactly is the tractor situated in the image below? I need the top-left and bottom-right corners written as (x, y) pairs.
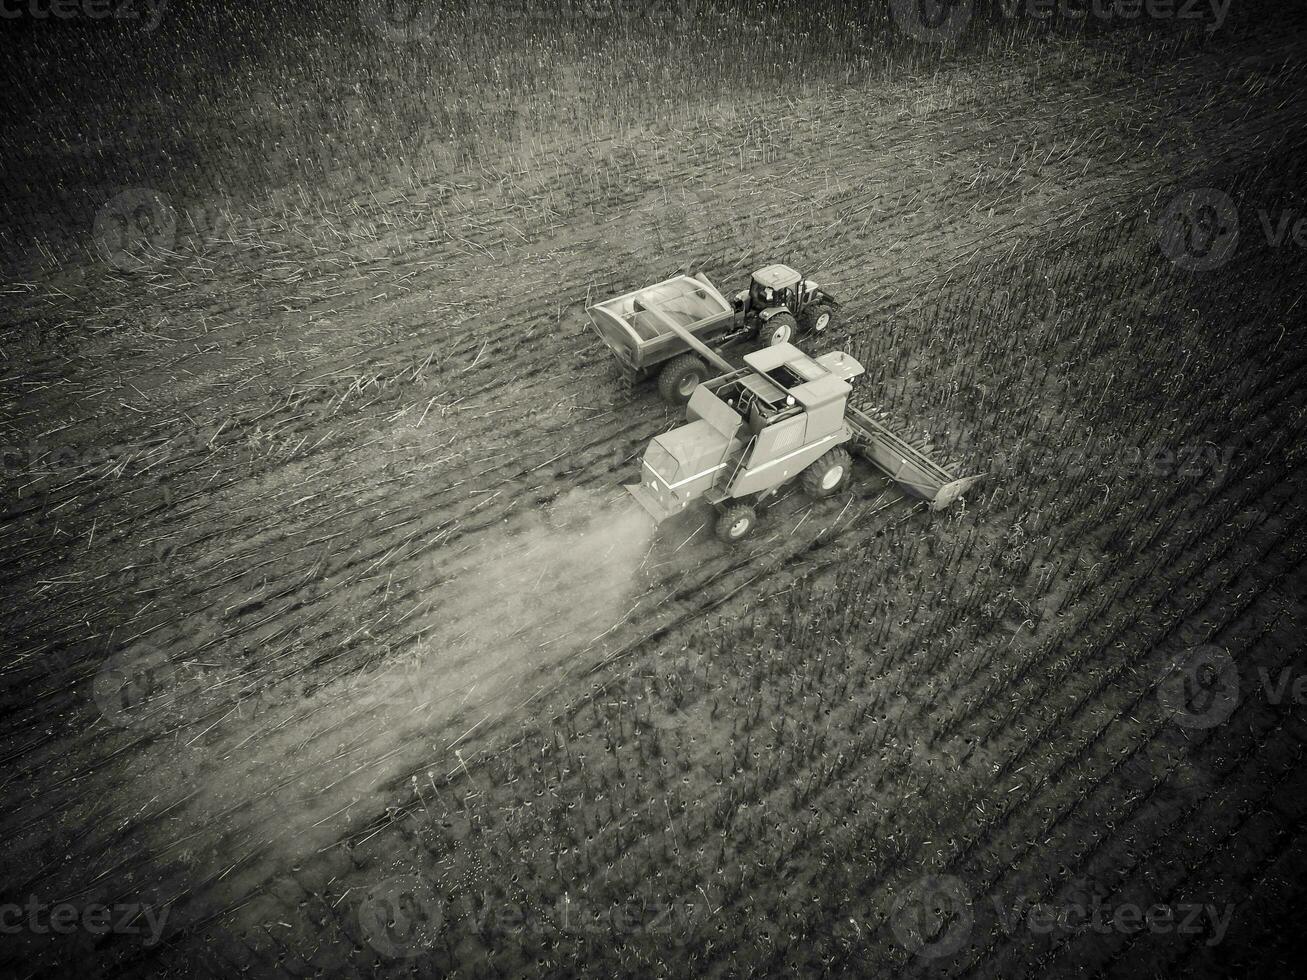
top-left (734, 263), bottom-right (839, 346)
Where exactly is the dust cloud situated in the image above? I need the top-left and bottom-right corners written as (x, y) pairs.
top-left (429, 488), bottom-right (658, 701)
top-left (348, 488), bottom-right (660, 734)
top-left (121, 490), bottom-right (659, 902)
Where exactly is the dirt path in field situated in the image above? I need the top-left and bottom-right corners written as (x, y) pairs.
top-left (2, 28), bottom-right (1306, 973)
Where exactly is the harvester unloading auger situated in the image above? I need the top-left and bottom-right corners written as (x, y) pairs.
top-left (609, 276), bottom-right (983, 542)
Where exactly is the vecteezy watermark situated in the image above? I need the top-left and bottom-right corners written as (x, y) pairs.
top-left (92, 189), bottom-right (270, 271)
top-left (889, 874), bottom-right (974, 959)
top-left (93, 188), bottom-right (178, 271)
top-left (0, 895), bottom-right (170, 946)
top-left (890, 0), bottom-right (1229, 45)
top-left (939, 428), bottom-right (1237, 485)
top-left (356, 873), bottom-right (719, 958)
top-left (1158, 645), bottom-right (1307, 729)
top-left (890, 0), bottom-right (974, 45)
top-left (1156, 644), bottom-right (1240, 729)
top-left (1155, 188), bottom-right (1240, 272)
top-left (1156, 187), bottom-right (1307, 271)
top-left (356, 875), bottom-right (444, 960)
top-left (999, 0), bottom-right (1230, 33)
top-left (605, 175), bottom-right (857, 281)
top-left (574, 0), bottom-right (701, 24)
top-left (1062, 441), bottom-right (1236, 482)
top-left (362, 0), bottom-right (702, 32)
top-left (92, 640), bottom-right (197, 733)
top-left (2, 427), bottom-right (224, 500)
top-left (549, 892), bottom-right (715, 937)
top-left (891, 874), bottom-right (1235, 959)
top-left (0, 0), bottom-right (168, 31)
top-left (608, 186), bottom-right (770, 279)
top-left (357, 0), bottom-right (440, 44)
top-left (990, 893), bottom-right (1233, 946)
top-left (1258, 666), bottom-right (1307, 707)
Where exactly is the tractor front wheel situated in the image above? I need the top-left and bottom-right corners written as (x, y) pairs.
top-left (800, 304), bottom-right (836, 335)
top-left (715, 504), bottom-right (757, 543)
top-left (761, 312), bottom-right (798, 347)
top-left (801, 448), bottom-right (852, 498)
top-left (658, 354), bottom-right (707, 404)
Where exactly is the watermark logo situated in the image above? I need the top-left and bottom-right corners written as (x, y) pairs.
top-left (0, 0), bottom-right (169, 31)
top-left (1064, 441), bottom-right (1236, 482)
top-left (93, 188), bottom-right (177, 271)
top-left (938, 429), bottom-right (1236, 485)
top-left (2, 428), bottom-right (224, 503)
top-left (890, 874), bottom-right (974, 959)
top-left (891, 1), bottom-right (1230, 45)
top-left (1258, 666), bottom-right (1307, 707)
top-left (1157, 644), bottom-right (1239, 729)
top-left (1155, 187), bottom-right (1240, 271)
top-left (890, 0), bottom-right (974, 44)
top-left (577, 0), bottom-right (698, 24)
top-left (1001, 0), bottom-right (1230, 34)
top-left (352, 870), bottom-right (715, 949)
top-left (1156, 188), bottom-right (1307, 270)
top-left (607, 185), bottom-right (773, 281)
top-left (91, 191), bottom-right (272, 271)
top-left (992, 892), bottom-right (1233, 946)
top-left (892, 876), bottom-right (1235, 959)
top-left (356, 874), bottom-right (443, 960)
top-left (92, 641), bottom-right (191, 732)
top-left (0, 896), bottom-right (170, 946)
top-left (358, 0), bottom-right (439, 45)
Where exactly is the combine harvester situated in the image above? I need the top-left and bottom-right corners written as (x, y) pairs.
top-left (589, 267), bottom-right (982, 542)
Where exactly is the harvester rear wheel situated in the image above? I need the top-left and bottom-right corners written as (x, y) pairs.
top-left (801, 448), bottom-right (852, 498)
top-left (800, 304), bottom-right (836, 335)
top-left (715, 504), bottom-right (757, 543)
top-left (658, 354), bottom-right (707, 404)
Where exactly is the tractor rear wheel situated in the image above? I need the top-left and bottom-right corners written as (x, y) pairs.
top-left (761, 312), bottom-right (798, 347)
top-left (801, 448), bottom-right (852, 498)
top-left (657, 354), bottom-right (707, 404)
top-left (800, 304), bottom-right (836, 335)
top-left (715, 504), bottom-right (757, 543)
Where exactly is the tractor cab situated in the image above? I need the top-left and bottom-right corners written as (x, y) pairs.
top-left (737, 263), bottom-right (800, 314)
top-left (744, 263), bottom-right (802, 312)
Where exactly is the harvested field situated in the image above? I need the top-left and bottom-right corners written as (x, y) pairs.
top-left (2, 2), bottom-right (1305, 977)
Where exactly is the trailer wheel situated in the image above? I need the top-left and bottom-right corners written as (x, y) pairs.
top-left (761, 312), bottom-right (798, 346)
top-left (715, 504), bottom-right (757, 543)
top-left (801, 448), bottom-right (852, 498)
top-left (800, 304), bottom-right (836, 335)
top-left (657, 354), bottom-right (707, 404)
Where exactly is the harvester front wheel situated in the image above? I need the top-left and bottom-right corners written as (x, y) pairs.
top-left (761, 312), bottom-right (798, 347)
top-left (658, 354), bottom-right (707, 404)
top-left (801, 448), bottom-right (852, 498)
top-left (800, 304), bottom-right (836, 335)
top-left (715, 504), bottom-right (757, 543)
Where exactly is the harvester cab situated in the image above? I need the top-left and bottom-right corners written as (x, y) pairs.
top-left (733, 263), bottom-right (839, 347)
top-left (625, 340), bottom-right (983, 543)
